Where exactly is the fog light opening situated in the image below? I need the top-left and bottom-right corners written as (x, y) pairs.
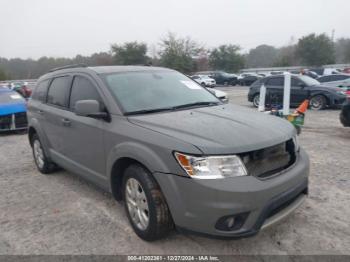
top-left (215, 212), bottom-right (249, 232)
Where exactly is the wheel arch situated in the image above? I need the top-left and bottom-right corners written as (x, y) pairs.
top-left (107, 142), bottom-right (170, 201)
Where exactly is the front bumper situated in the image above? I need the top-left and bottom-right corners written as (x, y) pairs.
top-left (153, 148), bottom-right (309, 238)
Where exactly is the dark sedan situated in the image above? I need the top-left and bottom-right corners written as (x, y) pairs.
top-left (248, 75), bottom-right (347, 110)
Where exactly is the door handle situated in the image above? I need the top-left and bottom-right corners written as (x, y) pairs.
top-left (61, 118), bottom-right (71, 127)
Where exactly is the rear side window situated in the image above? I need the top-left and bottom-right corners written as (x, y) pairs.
top-left (32, 79), bottom-right (49, 102)
top-left (69, 76), bottom-right (102, 110)
top-left (47, 76), bottom-right (71, 107)
top-left (318, 76), bottom-right (331, 83)
top-left (266, 77), bottom-right (283, 86)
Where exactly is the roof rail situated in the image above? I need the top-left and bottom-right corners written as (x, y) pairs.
top-left (49, 64), bottom-right (87, 72)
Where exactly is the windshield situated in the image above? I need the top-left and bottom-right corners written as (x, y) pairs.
top-left (299, 75), bottom-right (320, 86)
top-left (101, 70), bottom-right (220, 114)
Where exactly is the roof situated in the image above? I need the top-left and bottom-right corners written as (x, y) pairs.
top-left (88, 65), bottom-right (173, 74)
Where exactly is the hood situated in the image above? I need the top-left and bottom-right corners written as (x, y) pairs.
top-left (0, 102), bottom-right (26, 116)
top-left (128, 104), bottom-right (295, 154)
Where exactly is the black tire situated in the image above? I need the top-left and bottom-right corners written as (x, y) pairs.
top-left (309, 95), bottom-right (327, 110)
top-left (31, 133), bottom-right (57, 174)
top-left (252, 93), bottom-right (260, 108)
top-left (122, 164), bottom-right (173, 241)
top-left (200, 82), bottom-right (206, 87)
top-left (340, 111), bottom-right (350, 127)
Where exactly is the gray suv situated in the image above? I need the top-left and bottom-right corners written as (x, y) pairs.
top-left (28, 65), bottom-right (309, 241)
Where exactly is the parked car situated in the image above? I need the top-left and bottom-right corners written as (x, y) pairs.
top-left (317, 74), bottom-right (350, 88)
top-left (209, 88), bottom-right (228, 102)
top-left (28, 65), bottom-right (309, 241)
top-left (310, 68), bottom-right (340, 76)
top-left (238, 73), bottom-right (261, 86)
top-left (340, 100), bottom-right (350, 127)
top-left (196, 71), bottom-right (238, 85)
top-left (191, 75), bottom-right (216, 87)
top-left (343, 68), bottom-right (350, 74)
top-left (248, 75), bottom-right (347, 110)
top-left (0, 88), bottom-right (28, 132)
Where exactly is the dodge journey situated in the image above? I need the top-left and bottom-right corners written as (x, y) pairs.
top-left (28, 65), bottom-right (309, 241)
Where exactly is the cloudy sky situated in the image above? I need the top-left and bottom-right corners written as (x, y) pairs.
top-left (0, 0), bottom-right (349, 59)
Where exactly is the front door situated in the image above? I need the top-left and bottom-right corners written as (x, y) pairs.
top-left (62, 75), bottom-right (107, 182)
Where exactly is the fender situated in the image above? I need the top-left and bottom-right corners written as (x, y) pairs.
top-left (106, 141), bottom-right (170, 182)
top-left (28, 118), bottom-right (53, 161)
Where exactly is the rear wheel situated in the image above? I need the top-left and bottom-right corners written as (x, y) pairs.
top-left (123, 164), bottom-right (173, 241)
top-left (310, 95), bottom-right (327, 110)
top-left (253, 94), bottom-right (260, 108)
top-left (31, 134), bottom-right (57, 174)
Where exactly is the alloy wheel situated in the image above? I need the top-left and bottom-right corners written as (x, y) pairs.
top-left (125, 178), bottom-right (150, 230)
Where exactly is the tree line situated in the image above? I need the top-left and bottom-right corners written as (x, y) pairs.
top-left (1, 32), bottom-right (350, 80)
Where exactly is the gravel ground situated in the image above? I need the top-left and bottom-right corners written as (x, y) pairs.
top-left (0, 87), bottom-right (349, 255)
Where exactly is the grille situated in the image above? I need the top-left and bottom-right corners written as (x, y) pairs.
top-left (14, 112), bottom-right (28, 128)
top-left (0, 114), bottom-right (12, 130)
top-left (240, 139), bottom-right (297, 179)
top-left (0, 112), bottom-right (28, 131)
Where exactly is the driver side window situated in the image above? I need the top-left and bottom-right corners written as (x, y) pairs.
top-left (69, 76), bottom-right (103, 111)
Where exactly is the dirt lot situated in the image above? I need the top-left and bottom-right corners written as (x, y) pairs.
top-left (0, 87), bottom-right (349, 255)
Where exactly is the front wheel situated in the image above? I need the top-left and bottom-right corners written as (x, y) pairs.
top-left (310, 95), bottom-right (327, 110)
top-left (123, 164), bottom-right (173, 241)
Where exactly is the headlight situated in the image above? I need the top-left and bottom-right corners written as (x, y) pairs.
top-left (293, 135), bottom-right (300, 152)
top-left (174, 152), bottom-right (247, 179)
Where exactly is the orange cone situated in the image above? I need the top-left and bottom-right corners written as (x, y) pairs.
top-left (294, 99), bottom-right (309, 114)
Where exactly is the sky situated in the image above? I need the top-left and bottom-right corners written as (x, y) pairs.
top-left (0, 0), bottom-right (349, 59)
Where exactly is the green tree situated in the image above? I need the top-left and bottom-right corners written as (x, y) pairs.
top-left (209, 45), bottom-right (244, 73)
top-left (0, 68), bottom-right (7, 80)
top-left (335, 38), bottom-right (350, 63)
top-left (295, 33), bottom-right (335, 66)
top-left (111, 41), bottom-right (148, 65)
top-left (159, 32), bottom-right (202, 73)
top-left (246, 45), bottom-right (278, 68)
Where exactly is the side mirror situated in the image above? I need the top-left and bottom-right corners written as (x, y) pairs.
top-left (75, 100), bottom-right (109, 121)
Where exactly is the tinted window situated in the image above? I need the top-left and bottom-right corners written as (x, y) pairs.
top-left (47, 76), bottom-right (71, 107)
top-left (266, 77), bottom-right (283, 86)
top-left (333, 75), bottom-right (349, 81)
top-left (318, 76), bottom-right (331, 83)
top-left (291, 77), bottom-right (304, 86)
top-left (69, 76), bottom-right (102, 110)
top-left (32, 79), bottom-right (49, 102)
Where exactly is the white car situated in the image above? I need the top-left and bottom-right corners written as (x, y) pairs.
top-left (318, 74), bottom-right (350, 88)
top-left (191, 75), bottom-right (216, 87)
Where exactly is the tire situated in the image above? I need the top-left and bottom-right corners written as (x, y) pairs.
top-left (31, 133), bottom-right (57, 174)
top-left (122, 164), bottom-right (173, 241)
top-left (340, 111), bottom-right (350, 127)
top-left (309, 95), bottom-right (327, 110)
top-left (200, 82), bottom-right (206, 87)
top-left (253, 94), bottom-right (260, 108)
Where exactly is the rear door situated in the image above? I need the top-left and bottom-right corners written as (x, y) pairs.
top-left (291, 77), bottom-right (309, 105)
top-left (41, 75), bottom-right (72, 157)
top-left (62, 74), bottom-right (107, 180)
top-left (265, 77), bottom-right (284, 105)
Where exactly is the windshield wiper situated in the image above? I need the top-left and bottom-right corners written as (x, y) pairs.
top-left (125, 101), bottom-right (220, 116)
top-left (125, 107), bottom-right (174, 116)
top-left (171, 101), bottom-right (220, 110)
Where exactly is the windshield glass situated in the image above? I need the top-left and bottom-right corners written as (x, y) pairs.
top-left (101, 70), bottom-right (220, 114)
top-left (299, 75), bottom-right (320, 86)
